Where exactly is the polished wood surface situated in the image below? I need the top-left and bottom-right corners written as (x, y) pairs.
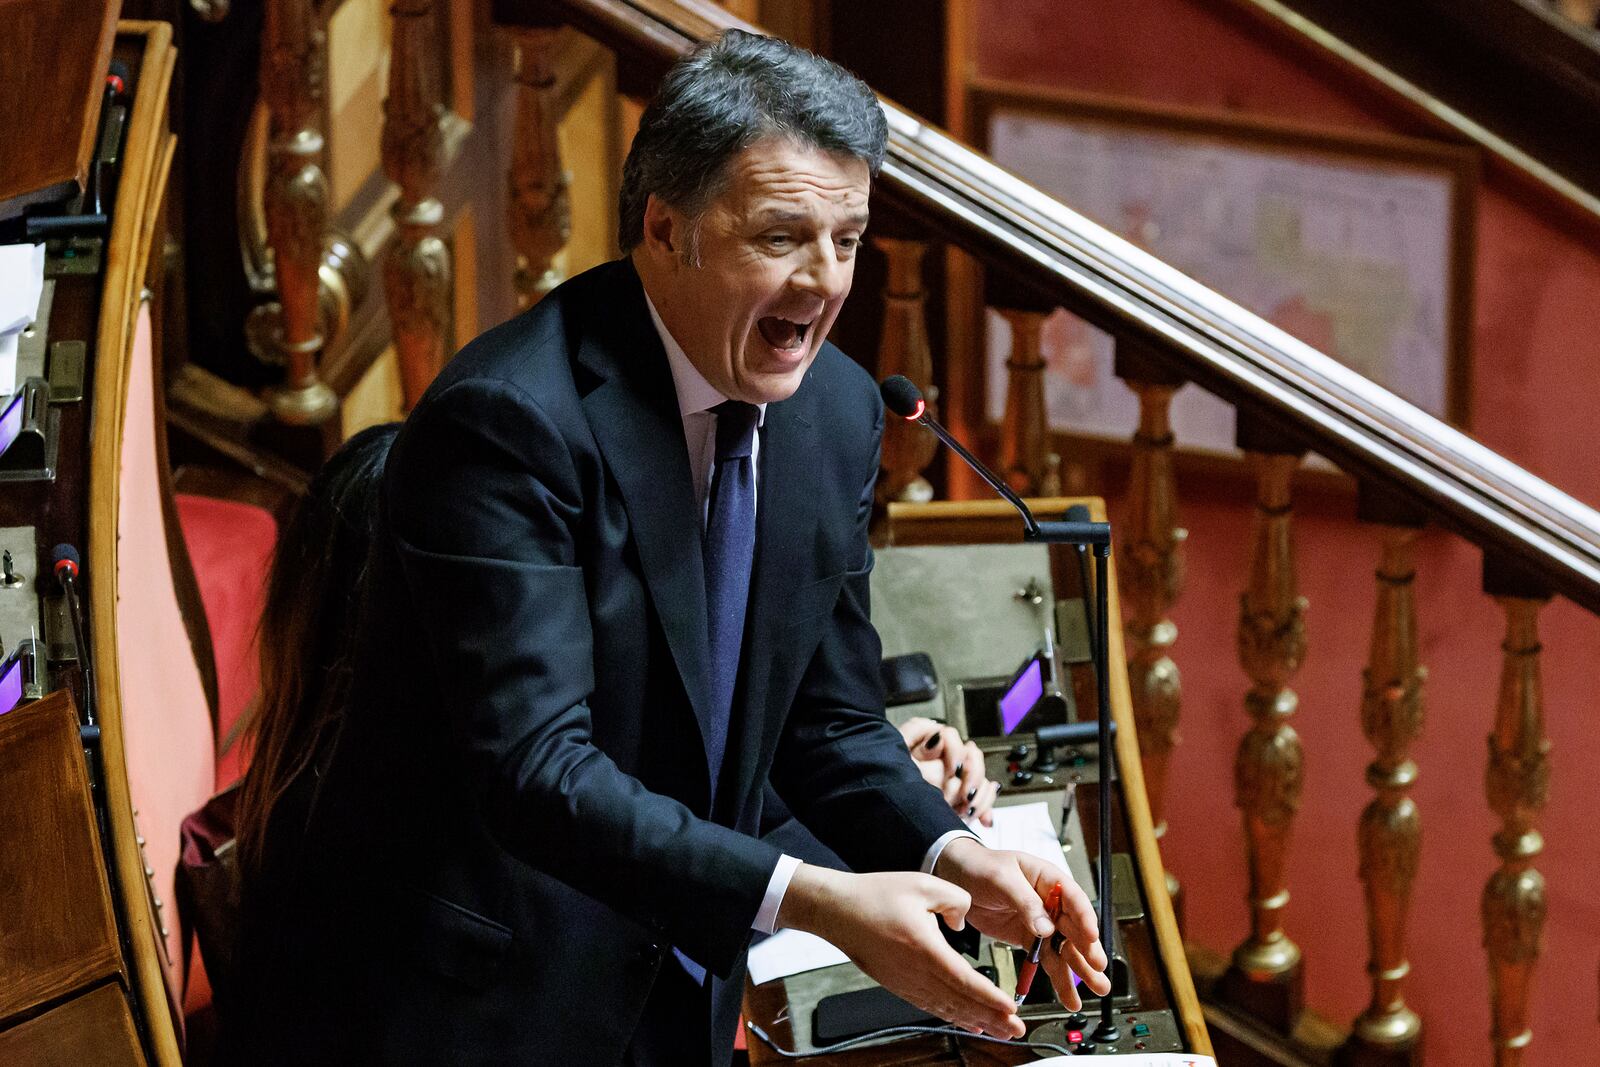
top-left (0, 691), bottom-right (121, 1027)
top-left (382, 0), bottom-right (454, 410)
top-left (994, 308), bottom-right (1057, 497)
top-left (873, 236), bottom-right (938, 505)
top-left (0, 981), bottom-right (146, 1067)
top-left (87, 21), bottom-right (184, 1066)
top-left (260, 0), bottom-right (338, 425)
top-left (0, 0), bottom-right (118, 212)
top-left (507, 25), bottom-right (572, 308)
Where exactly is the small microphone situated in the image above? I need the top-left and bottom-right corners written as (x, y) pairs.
top-left (879, 375), bottom-right (1044, 537)
top-left (52, 543), bottom-right (95, 727)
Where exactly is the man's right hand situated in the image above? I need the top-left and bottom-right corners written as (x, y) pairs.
top-left (776, 863), bottom-right (1024, 1038)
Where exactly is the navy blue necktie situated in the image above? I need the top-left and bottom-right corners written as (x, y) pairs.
top-left (701, 400), bottom-right (759, 790)
top-left (676, 400), bottom-right (758, 985)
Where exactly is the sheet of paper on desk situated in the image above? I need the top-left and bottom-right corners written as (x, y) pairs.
top-left (0, 244), bottom-right (45, 334)
top-left (747, 928), bottom-right (849, 986)
top-left (973, 801), bottom-right (1069, 877)
top-left (0, 331), bottom-right (16, 399)
top-left (1032, 1055), bottom-right (1215, 1065)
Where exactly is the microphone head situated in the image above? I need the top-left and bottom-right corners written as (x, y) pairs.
top-left (52, 543), bottom-right (80, 580)
top-left (879, 375), bottom-right (925, 420)
top-left (106, 60), bottom-right (129, 96)
top-left (1064, 503), bottom-right (1092, 522)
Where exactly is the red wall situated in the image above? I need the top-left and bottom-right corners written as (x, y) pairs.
top-left (969, 2), bottom-right (1600, 1063)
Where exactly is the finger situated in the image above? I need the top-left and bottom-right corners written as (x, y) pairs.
top-left (957, 741), bottom-right (986, 816)
top-left (919, 875), bottom-right (972, 933)
top-left (1044, 934), bottom-right (1105, 1004)
top-left (901, 717), bottom-right (941, 755)
top-left (938, 726), bottom-right (964, 779)
top-left (943, 772), bottom-right (965, 809)
top-left (930, 952), bottom-right (1024, 1036)
top-left (973, 779), bottom-right (1000, 826)
top-left (918, 757), bottom-right (945, 790)
top-left (993, 856), bottom-right (1057, 939)
top-left (1041, 948), bottom-right (1085, 1012)
top-left (1052, 885), bottom-right (1107, 973)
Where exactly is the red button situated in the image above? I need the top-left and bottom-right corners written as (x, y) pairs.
top-left (1068, 1030), bottom-right (1084, 1044)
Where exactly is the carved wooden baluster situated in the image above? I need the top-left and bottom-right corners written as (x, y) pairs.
top-left (383, 0), bottom-right (453, 411)
top-left (996, 307), bottom-right (1060, 496)
top-left (508, 26), bottom-right (571, 309)
top-left (261, 0), bottom-right (337, 425)
top-left (874, 236), bottom-right (937, 504)
top-left (1481, 560), bottom-right (1551, 1066)
top-left (1225, 433), bottom-right (1306, 1033)
top-left (1345, 495), bottom-right (1427, 1066)
top-left (1113, 349), bottom-right (1187, 923)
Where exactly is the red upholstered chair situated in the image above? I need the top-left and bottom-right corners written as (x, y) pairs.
top-left (174, 493), bottom-right (275, 790)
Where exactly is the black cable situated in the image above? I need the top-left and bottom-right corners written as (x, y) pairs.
top-left (744, 1019), bottom-right (1074, 1058)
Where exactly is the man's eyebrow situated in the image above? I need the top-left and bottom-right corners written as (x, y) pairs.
top-left (749, 208), bottom-right (871, 228)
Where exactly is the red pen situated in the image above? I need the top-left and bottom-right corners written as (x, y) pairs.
top-left (1014, 881), bottom-right (1063, 1007)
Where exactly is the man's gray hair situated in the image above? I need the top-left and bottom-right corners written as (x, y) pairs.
top-left (617, 29), bottom-right (887, 255)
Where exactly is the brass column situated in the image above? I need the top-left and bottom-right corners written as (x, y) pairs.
top-left (1343, 503), bottom-right (1426, 1066)
top-left (1114, 348), bottom-right (1187, 925)
top-left (1481, 559), bottom-right (1551, 1066)
top-left (1224, 431), bottom-right (1306, 1034)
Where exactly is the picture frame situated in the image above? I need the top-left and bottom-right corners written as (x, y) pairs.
top-left (965, 79), bottom-right (1478, 460)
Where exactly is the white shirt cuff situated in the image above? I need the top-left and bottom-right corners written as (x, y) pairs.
top-left (753, 853), bottom-right (804, 934)
top-left (922, 829), bottom-right (984, 875)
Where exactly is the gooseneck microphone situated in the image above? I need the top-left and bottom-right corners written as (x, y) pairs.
top-left (882, 375), bottom-right (1121, 1044)
top-left (52, 544), bottom-right (95, 728)
top-left (880, 375), bottom-right (1044, 538)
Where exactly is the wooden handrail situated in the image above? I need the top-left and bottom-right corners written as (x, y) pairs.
top-left (510, 0), bottom-right (1600, 614)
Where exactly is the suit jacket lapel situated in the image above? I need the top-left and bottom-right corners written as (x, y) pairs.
top-left (576, 263), bottom-right (717, 796)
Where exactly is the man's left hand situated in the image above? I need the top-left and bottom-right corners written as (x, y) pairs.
top-left (934, 837), bottom-right (1111, 1011)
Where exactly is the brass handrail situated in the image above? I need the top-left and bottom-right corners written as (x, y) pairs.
top-left (515, 0), bottom-right (1600, 614)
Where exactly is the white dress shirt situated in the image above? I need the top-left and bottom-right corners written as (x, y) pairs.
top-left (643, 294), bottom-right (979, 937)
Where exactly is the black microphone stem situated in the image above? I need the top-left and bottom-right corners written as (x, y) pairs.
top-left (1092, 544), bottom-right (1119, 1044)
top-left (913, 415), bottom-right (1041, 538)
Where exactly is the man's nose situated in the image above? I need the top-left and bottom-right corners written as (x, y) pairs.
top-left (792, 240), bottom-right (850, 300)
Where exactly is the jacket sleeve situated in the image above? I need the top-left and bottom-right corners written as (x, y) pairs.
top-left (385, 375), bottom-right (780, 976)
top-left (765, 397), bottom-right (968, 874)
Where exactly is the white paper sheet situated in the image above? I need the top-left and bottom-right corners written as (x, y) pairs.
top-left (974, 800), bottom-right (1070, 877)
top-left (1032, 1056), bottom-right (1215, 1066)
top-left (746, 928), bottom-right (850, 985)
top-left (0, 243), bottom-right (45, 335)
top-left (0, 331), bottom-right (16, 398)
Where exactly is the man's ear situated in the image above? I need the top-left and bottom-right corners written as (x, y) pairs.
top-left (640, 194), bottom-right (681, 264)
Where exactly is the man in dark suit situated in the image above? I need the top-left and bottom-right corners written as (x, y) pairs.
top-left (236, 29), bottom-right (1106, 1066)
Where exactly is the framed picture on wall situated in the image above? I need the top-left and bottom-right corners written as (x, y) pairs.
top-left (969, 80), bottom-right (1478, 457)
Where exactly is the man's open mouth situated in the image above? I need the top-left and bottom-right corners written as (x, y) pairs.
top-left (757, 316), bottom-right (811, 352)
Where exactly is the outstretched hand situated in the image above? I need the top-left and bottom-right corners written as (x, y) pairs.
top-left (777, 864), bottom-right (1026, 1038)
top-left (933, 837), bottom-right (1110, 1011)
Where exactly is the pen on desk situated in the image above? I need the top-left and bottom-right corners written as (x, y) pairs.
top-left (1013, 881), bottom-right (1063, 1006)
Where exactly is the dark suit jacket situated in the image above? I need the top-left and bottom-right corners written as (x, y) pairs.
top-left (229, 259), bottom-right (965, 1065)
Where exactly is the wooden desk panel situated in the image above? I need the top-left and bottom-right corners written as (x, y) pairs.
top-left (0, 691), bottom-right (121, 1026)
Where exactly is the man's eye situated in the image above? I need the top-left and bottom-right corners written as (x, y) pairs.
top-left (837, 236), bottom-right (861, 252)
top-left (764, 234), bottom-right (792, 248)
